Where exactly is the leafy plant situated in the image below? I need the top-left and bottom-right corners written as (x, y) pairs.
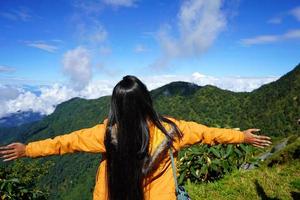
top-left (0, 160), bottom-right (52, 200)
top-left (177, 143), bottom-right (257, 184)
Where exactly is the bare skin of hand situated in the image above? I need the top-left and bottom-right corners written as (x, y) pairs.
top-left (243, 129), bottom-right (272, 148)
top-left (0, 142), bottom-right (26, 162)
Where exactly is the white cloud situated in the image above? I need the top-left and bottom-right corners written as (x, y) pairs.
top-left (134, 44), bottom-right (148, 53)
top-left (0, 8), bottom-right (31, 22)
top-left (290, 6), bottom-right (300, 21)
top-left (284, 29), bottom-right (300, 39)
top-left (152, 0), bottom-right (226, 68)
top-left (0, 84), bottom-right (24, 119)
top-left (99, 46), bottom-right (112, 55)
top-left (0, 85), bottom-right (21, 101)
top-left (0, 65), bottom-right (16, 73)
top-left (266, 6), bottom-right (300, 24)
top-left (0, 85), bottom-right (23, 118)
top-left (0, 82), bottom-right (114, 118)
top-left (102, 0), bottom-right (137, 7)
top-left (90, 26), bottom-right (107, 43)
top-left (240, 35), bottom-right (279, 45)
top-left (26, 41), bottom-right (58, 53)
top-left (62, 46), bottom-right (92, 90)
top-left (267, 17), bottom-right (282, 24)
top-left (178, 0), bottom-right (226, 55)
top-left (73, 0), bottom-right (103, 14)
top-left (191, 73), bottom-right (278, 92)
top-left (74, 0), bottom-right (136, 11)
top-left (240, 29), bottom-right (300, 45)
top-left (51, 39), bottom-right (64, 43)
top-left (4, 84), bottom-right (77, 117)
top-left (72, 1), bottom-right (108, 45)
top-left (142, 73), bottom-right (278, 92)
top-left (76, 21), bottom-right (107, 44)
top-left (14, 9), bottom-right (31, 21)
top-left (0, 73), bottom-right (278, 118)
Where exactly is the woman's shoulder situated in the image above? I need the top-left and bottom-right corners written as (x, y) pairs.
top-left (162, 115), bottom-right (178, 122)
top-left (162, 116), bottom-right (182, 127)
top-left (102, 118), bottom-right (108, 124)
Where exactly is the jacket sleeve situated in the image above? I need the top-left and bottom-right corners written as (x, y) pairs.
top-left (25, 119), bottom-right (108, 158)
top-left (168, 118), bottom-right (245, 151)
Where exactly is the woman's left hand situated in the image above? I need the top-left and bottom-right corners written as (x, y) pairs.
top-left (0, 142), bottom-right (26, 162)
top-left (243, 129), bottom-right (272, 148)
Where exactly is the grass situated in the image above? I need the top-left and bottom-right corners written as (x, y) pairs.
top-left (185, 136), bottom-right (300, 200)
top-left (185, 160), bottom-right (300, 200)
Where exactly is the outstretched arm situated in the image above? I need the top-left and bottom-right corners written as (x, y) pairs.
top-left (0, 119), bottom-right (108, 162)
top-left (168, 118), bottom-right (271, 150)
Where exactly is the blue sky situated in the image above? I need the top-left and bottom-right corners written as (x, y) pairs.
top-left (0, 0), bottom-right (299, 117)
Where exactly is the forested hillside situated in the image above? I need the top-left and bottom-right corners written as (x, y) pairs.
top-left (154, 63), bottom-right (300, 136)
top-left (0, 64), bottom-right (299, 199)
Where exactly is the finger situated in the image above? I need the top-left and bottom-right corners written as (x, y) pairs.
top-left (0, 146), bottom-right (13, 150)
top-left (249, 129), bottom-right (260, 132)
top-left (0, 149), bottom-right (15, 155)
top-left (254, 138), bottom-right (272, 144)
top-left (256, 135), bottom-right (272, 140)
top-left (262, 140), bottom-right (272, 145)
top-left (259, 142), bottom-right (271, 147)
top-left (1, 152), bottom-right (17, 158)
top-left (3, 155), bottom-right (18, 162)
top-left (252, 144), bottom-right (264, 148)
top-left (255, 138), bottom-right (272, 144)
top-left (7, 143), bottom-right (18, 147)
top-left (253, 141), bottom-right (270, 147)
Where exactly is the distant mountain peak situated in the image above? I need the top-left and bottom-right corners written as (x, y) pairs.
top-left (151, 81), bottom-right (200, 97)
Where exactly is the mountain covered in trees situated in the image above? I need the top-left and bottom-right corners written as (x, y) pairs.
top-left (0, 63), bottom-right (299, 199)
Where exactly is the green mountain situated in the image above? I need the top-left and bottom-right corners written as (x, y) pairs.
top-left (155, 64), bottom-right (300, 135)
top-left (0, 63), bottom-right (299, 199)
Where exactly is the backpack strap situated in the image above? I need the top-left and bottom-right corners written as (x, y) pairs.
top-left (169, 148), bottom-right (179, 194)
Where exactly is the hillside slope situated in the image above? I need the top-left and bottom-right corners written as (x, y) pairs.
top-left (186, 136), bottom-right (300, 200)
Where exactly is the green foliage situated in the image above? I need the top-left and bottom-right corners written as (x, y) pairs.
top-left (290, 179), bottom-right (300, 190)
top-left (177, 143), bottom-right (257, 184)
top-left (153, 64), bottom-right (300, 136)
top-left (0, 160), bottom-right (52, 200)
top-left (185, 160), bottom-right (300, 200)
top-left (185, 138), bottom-right (300, 200)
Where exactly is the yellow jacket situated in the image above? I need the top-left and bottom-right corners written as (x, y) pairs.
top-left (25, 117), bottom-right (245, 200)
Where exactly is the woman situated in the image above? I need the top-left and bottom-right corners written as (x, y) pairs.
top-left (0, 75), bottom-right (271, 200)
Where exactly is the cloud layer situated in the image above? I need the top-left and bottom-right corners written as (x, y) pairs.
top-left (0, 73), bottom-right (278, 118)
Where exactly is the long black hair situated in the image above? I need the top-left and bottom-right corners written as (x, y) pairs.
top-left (104, 75), bottom-right (182, 200)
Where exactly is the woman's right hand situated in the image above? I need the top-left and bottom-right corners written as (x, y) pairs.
top-left (0, 142), bottom-right (26, 162)
top-left (243, 129), bottom-right (272, 148)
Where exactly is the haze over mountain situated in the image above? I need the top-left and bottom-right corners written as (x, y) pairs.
top-left (0, 111), bottom-right (44, 128)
